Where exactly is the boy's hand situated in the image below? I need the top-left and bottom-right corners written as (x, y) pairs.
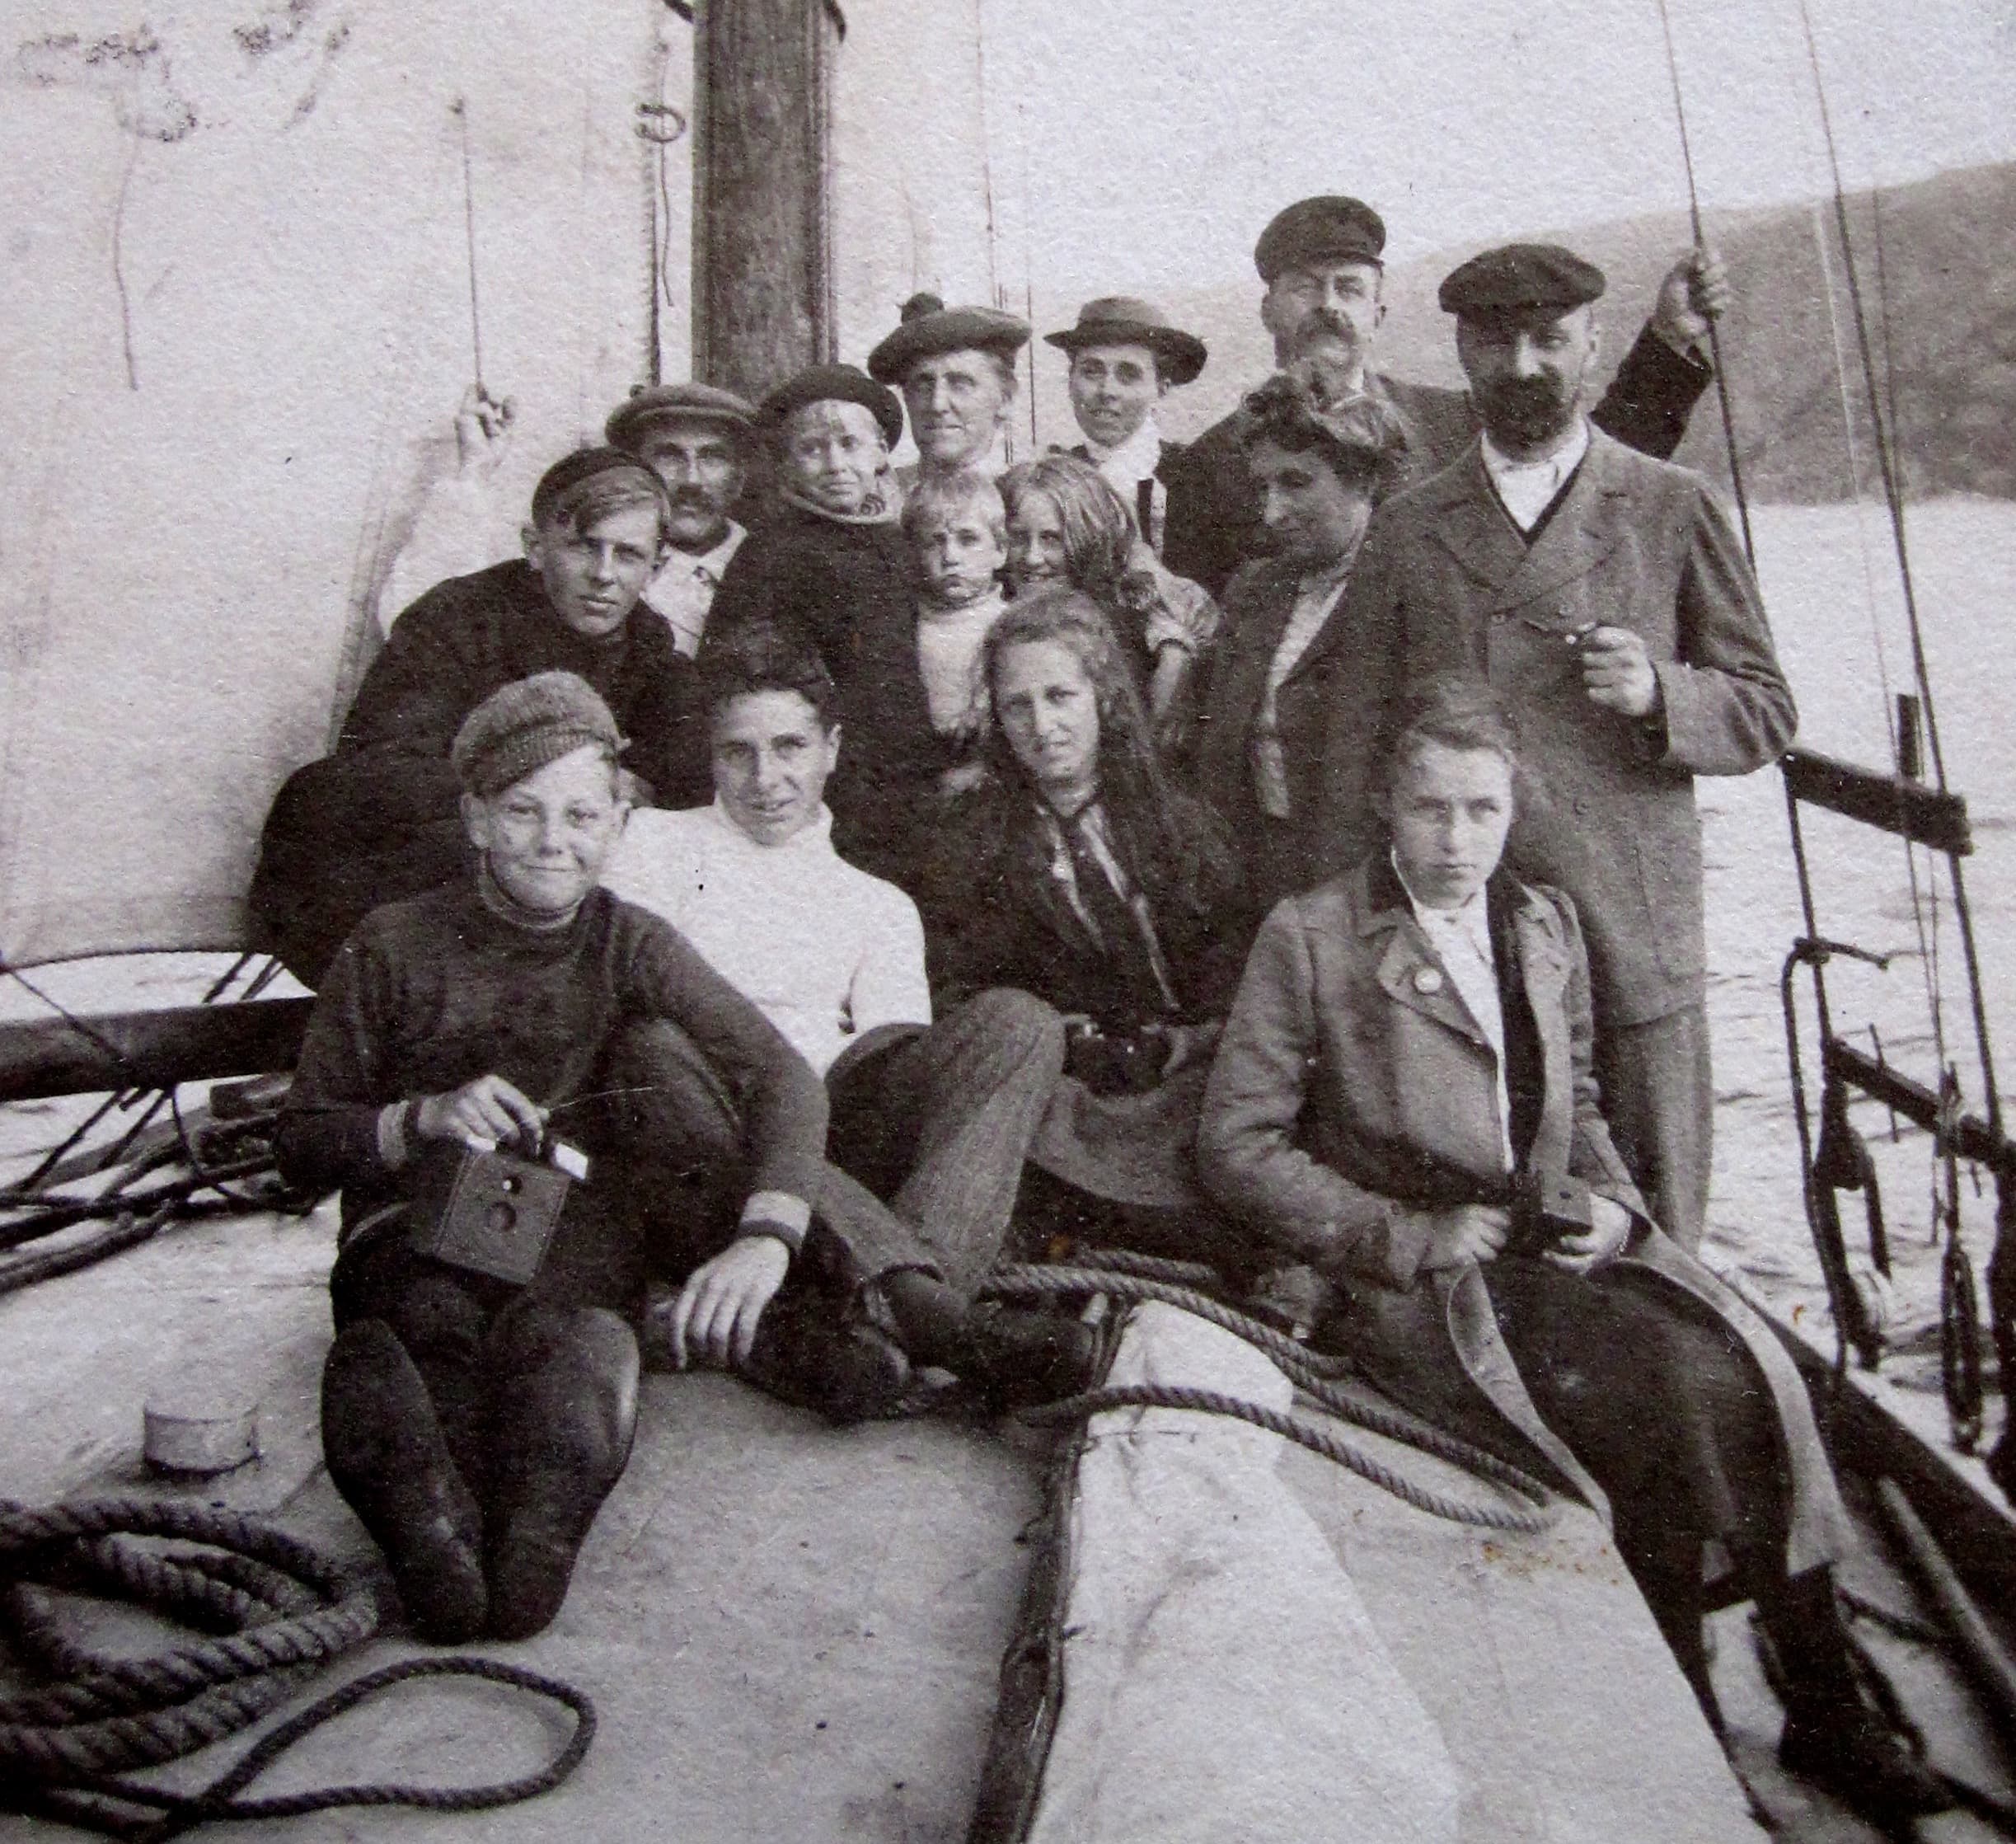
top-left (659, 1235), bottom-right (790, 1369)
top-left (1419, 1204), bottom-right (1512, 1269)
top-left (415, 1075), bottom-right (546, 1152)
top-left (1545, 1194), bottom-right (1633, 1275)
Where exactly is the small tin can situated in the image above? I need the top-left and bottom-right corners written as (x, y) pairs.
top-left (144, 1387), bottom-right (260, 1476)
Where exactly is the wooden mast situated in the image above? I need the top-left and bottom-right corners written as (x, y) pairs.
top-left (691, 0), bottom-right (845, 398)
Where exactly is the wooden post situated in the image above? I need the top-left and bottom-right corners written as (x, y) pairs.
top-left (692, 0), bottom-right (844, 400)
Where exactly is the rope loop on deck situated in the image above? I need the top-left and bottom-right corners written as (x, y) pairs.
top-left (1020, 1384), bottom-right (1557, 1533)
top-left (984, 1264), bottom-right (1564, 1532)
top-left (0, 1497), bottom-right (595, 1840)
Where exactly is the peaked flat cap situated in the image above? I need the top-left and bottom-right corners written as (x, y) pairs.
top-left (605, 381), bottom-right (757, 449)
top-left (761, 363), bottom-right (906, 449)
top-left (1438, 243), bottom-right (1607, 317)
top-left (1043, 297), bottom-right (1207, 386)
top-left (452, 670), bottom-right (626, 797)
top-left (866, 292), bottom-right (1032, 385)
top-left (1254, 196), bottom-right (1386, 282)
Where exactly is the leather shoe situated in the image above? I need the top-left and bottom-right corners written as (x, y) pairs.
top-left (1779, 1700), bottom-right (1952, 1826)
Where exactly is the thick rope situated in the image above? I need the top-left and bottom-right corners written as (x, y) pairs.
top-left (982, 1265), bottom-right (1563, 1528)
top-left (1020, 1384), bottom-right (1555, 1535)
top-left (8, 1657), bottom-right (596, 1844)
top-left (0, 1498), bottom-right (596, 1841)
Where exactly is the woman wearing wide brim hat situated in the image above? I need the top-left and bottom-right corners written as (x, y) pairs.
top-left (1043, 297), bottom-right (1207, 559)
top-left (866, 293), bottom-right (1031, 483)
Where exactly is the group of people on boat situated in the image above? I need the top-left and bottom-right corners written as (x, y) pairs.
top-left (256, 190), bottom-right (1950, 1825)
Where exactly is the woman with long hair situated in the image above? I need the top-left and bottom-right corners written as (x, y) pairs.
top-left (919, 586), bottom-right (1247, 1250)
top-left (999, 454), bottom-right (1219, 753)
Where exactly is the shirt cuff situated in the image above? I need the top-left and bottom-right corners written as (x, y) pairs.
top-left (375, 1100), bottom-right (418, 1170)
top-left (739, 1190), bottom-right (812, 1254)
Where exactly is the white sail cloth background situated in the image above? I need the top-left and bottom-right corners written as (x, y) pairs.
top-left (0, 0), bottom-right (668, 966)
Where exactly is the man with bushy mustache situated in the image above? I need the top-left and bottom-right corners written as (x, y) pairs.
top-left (1316, 242), bottom-right (1794, 1258)
top-left (1163, 195), bottom-right (1728, 598)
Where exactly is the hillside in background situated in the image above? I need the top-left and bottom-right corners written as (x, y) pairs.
top-left (1109, 162), bottom-right (2016, 504)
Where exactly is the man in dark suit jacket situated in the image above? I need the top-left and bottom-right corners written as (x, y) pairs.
top-left (1044, 296), bottom-right (1209, 557)
top-left (1162, 195), bottom-right (1727, 598)
top-left (1316, 243), bottom-right (1795, 1254)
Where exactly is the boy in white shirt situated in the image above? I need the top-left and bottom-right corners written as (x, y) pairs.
top-left (605, 625), bottom-right (1096, 1405)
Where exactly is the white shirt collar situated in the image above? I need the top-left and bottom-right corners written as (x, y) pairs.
top-left (668, 519), bottom-right (746, 580)
top-left (1479, 418), bottom-right (1589, 490)
top-left (1392, 851), bottom-right (1493, 959)
top-left (704, 795), bottom-right (837, 857)
top-left (1085, 414), bottom-right (1164, 486)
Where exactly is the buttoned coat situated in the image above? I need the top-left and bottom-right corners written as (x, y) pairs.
top-left (1195, 860), bottom-right (1849, 1574)
top-left (1317, 426), bottom-right (1795, 1031)
top-left (1191, 556), bottom-right (1355, 913)
top-left (1162, 328), bottom-right (1710, 598)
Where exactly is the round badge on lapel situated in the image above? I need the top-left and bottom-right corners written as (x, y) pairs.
top-left (1414, 967), bottom-right (1444, 995)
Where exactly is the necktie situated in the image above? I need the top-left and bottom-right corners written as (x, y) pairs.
top-left (1061, 813), bottom-right (1178, 1020)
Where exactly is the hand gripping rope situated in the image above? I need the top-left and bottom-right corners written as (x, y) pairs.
top-left (0, 1497), bottom-right (593, 1842)
top-left (980, 1262), bottom-right (1560, 1535)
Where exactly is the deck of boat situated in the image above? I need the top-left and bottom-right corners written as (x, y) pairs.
top-left (3, 1199), bottom-right (2008, 1842)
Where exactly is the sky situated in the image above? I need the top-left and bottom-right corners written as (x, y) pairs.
top-left (837, 0), bottom-right (2016, 302)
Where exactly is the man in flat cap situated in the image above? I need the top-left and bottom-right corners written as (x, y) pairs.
top-left (253, 448), bottom-right (704, 985)
top-left (1162, 195), bottom-right (1731, 598)
top-left (377, 382), bottom-right (757, 664)
top-left (1045, 296), bottom-right (1207, 557)
top-left (1318, 242), bottom-right (1796, 1258)
top-left (867, 293), bottom-right (1030, 489)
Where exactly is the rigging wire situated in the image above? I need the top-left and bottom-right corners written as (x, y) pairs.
top-left (1793, 0), bottom-right (2002, 1140)
top-left (1650, 0), bottom-right (1754, 564)
top-left (450, 98), bottom-right (485, 396)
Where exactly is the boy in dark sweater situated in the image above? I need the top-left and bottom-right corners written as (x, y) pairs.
top-left (278, 672), bottom-right (906, 1644)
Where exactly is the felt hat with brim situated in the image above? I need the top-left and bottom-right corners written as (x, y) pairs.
top-left (1438, 243), bottom-right (1607, 318)
top-left (761, 364), bottom-right (906, 450)
top-left (604, 381), bottom-right (757, 450)
top-left (452, 670), bottom-right (626, 798)
top-left (866, 293), bottom-right (1031, 385)
top-left (1254, 196), bottom-right (1387, 283)
top-left (1043, 297), bottom-right (1207, 387)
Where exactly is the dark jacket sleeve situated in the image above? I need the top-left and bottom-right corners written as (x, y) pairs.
top-left (1162, 417), bottom-right (1259, 601)
top-left (620, 910), bottom-right (829, 1222)
top-left (1590, 326), bottom-right (1712, 463)
top-left (274, 927), bottom-right (406, 1195)
top-left (339, 579), bottom-right (493, 758)
top-left (1651, 481), bottom-right (1798, 774)
top-left (1196, 901), bottom-right (1435, 1288)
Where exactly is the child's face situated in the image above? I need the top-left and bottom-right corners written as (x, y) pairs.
top-left (914, 508), bottom-right (1006, 608)
top-left (1006, 490), bottom-right (1069, 591)
top-left (462, 745), bottom-right (627, 917)
top-left (783, 401), bottom-right (888, 516)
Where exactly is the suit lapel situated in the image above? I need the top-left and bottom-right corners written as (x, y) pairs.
top-left (1362, 861), bottom-right (1489, 1048)
top-left (1011, 807), bottom-right (1103, 963)
top-left (1488, 428), bottom-right (1633, 619)
top-left (1423, 452), bottom-right (1528, 594)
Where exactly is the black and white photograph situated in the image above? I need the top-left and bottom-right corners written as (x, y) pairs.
top-left (2, 2), bottom-right (2014, 1838)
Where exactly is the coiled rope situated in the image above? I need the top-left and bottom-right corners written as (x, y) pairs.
top-left (0, 1497), bottom-right (593, 1841)
top-left (981, 1264), bottom-right (1560, 1534)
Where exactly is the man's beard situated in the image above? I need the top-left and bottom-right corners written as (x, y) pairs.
top-left (1474, 374), bottom-right (1578, 449)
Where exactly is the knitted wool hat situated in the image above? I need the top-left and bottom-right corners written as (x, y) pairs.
top-left (451, 671), bottom-right (626, 797)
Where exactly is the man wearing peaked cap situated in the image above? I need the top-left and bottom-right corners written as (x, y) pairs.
top-left (251, 448), bottom-right (706, 987)
top-left (1044, 296), bottom-right (1207, 557)
top-left (868, 292), bottom-right (1030, 484)
top-left (1162, 195), bottom-right (1732, 598)
top-left (1316, 236), bottom-right (1794, 1262)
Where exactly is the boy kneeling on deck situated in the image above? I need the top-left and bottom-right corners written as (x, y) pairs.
top-left (277, 672), bottom-right (932, 1644)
